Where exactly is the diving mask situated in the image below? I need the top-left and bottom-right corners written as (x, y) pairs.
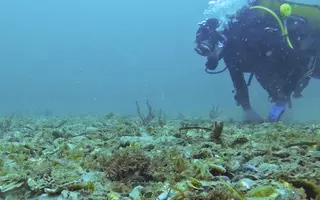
top-left (194, 40), bottom-right (214, 56)
top-left (194, 32), bottom-right (226, 57)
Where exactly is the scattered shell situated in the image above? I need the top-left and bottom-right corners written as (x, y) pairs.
top-left (44, 188), bottom-right (59, 194)
top-left (108, 193), bottom-right (120, 200)
top-left (129, 185), bottom-right (144, 200)
top-left (246, 185), bottom-right (279, 198)
top-left (212, 175), bottom-right (231, 182)
top-left (208, 163), bottom-right (227, 175)
top-left (84, 126), bottom-right (100, 134)
top-left (242, 164), bottom-right (259, 173)
top-left (157, 190), bottom-right (175, 200)
top-left (272, 151), bottom-right (290, 158)
top-left (226, 160), bottom-right (241, 172)
top-left (232, 137), bottom-right (249, 146)
top-left (187, 177), bottom-right (203, 190)
top-left (0, 114), bottom-right (317, 199)
top-left (27, 178), bottom-right (38, 191)
top-left (237, 178), bottom-right (257, 191)
top-left (0, 180), bottom-right (25, 193)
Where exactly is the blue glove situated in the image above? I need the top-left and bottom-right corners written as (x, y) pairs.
top-left (243, 108), bottom-right (263, 123)
top-left (268, 101), bottom-right (286, 122)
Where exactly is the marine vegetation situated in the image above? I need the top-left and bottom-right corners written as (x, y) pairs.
top-left (0, 114), bottom-right (319, 199)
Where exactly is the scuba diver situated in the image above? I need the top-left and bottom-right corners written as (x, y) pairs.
top-left (194, 0), bottom-right (320, 123)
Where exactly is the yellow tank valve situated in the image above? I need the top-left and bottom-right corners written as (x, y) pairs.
top-left (280, 3), bottom-right (292, 17)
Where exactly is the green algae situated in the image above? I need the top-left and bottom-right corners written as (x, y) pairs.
top-left (246, 185), bottom-right (277, 198)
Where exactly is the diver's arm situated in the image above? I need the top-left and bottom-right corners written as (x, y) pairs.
top-left (293, 77), bottom-right (311, 98)
top-left (293, 52), bottom-right (319, 98)
top-left (227, 64), bottom-right (251, 110)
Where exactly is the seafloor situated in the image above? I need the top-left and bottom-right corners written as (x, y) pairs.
top-left (0, 113), bottom-right (319, 200)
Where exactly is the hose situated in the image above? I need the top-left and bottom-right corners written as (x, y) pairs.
top-left (249, 5), bottom-right (294, 49)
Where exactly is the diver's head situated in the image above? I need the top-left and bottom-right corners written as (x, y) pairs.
top-left (194, 18), bottom-right (226, 59)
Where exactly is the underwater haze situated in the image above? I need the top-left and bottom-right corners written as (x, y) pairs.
top-left (0, 1), bottom-right (320, 199)
top-left (0, 0), bottom-right (319, 122)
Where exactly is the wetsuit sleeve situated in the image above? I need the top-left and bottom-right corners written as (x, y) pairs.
top-left (227, 64), bottom-right (251, 110)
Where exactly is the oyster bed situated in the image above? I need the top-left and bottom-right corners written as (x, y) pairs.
top-left (0, 114), bottom-right (319, 200)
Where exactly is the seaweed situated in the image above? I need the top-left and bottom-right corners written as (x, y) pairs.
top-left (135, 100), bottom-right (155, 125)
top-left (210, 121), bottom-right (224, 142)
top-left (101, 146), bottom-right (152, 184)
top-left (209, 104), bottom-right (222, 120)
top-left (178, 120), bottom-right (224, 143)
top-left (0, 113), bottom-right (14, 137)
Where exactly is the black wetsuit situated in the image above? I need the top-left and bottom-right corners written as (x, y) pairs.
top-left (207, 9), bottom-right (314, 109)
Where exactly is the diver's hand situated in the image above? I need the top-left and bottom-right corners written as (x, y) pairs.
top-left (243, 108), bottom-right (263, 123)
top-left (268, 101), bottom-right (286, 122)
top-left (292, 93), bottom-right (303, 99)
top-left (205, 56), bottom-right (219, 70)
